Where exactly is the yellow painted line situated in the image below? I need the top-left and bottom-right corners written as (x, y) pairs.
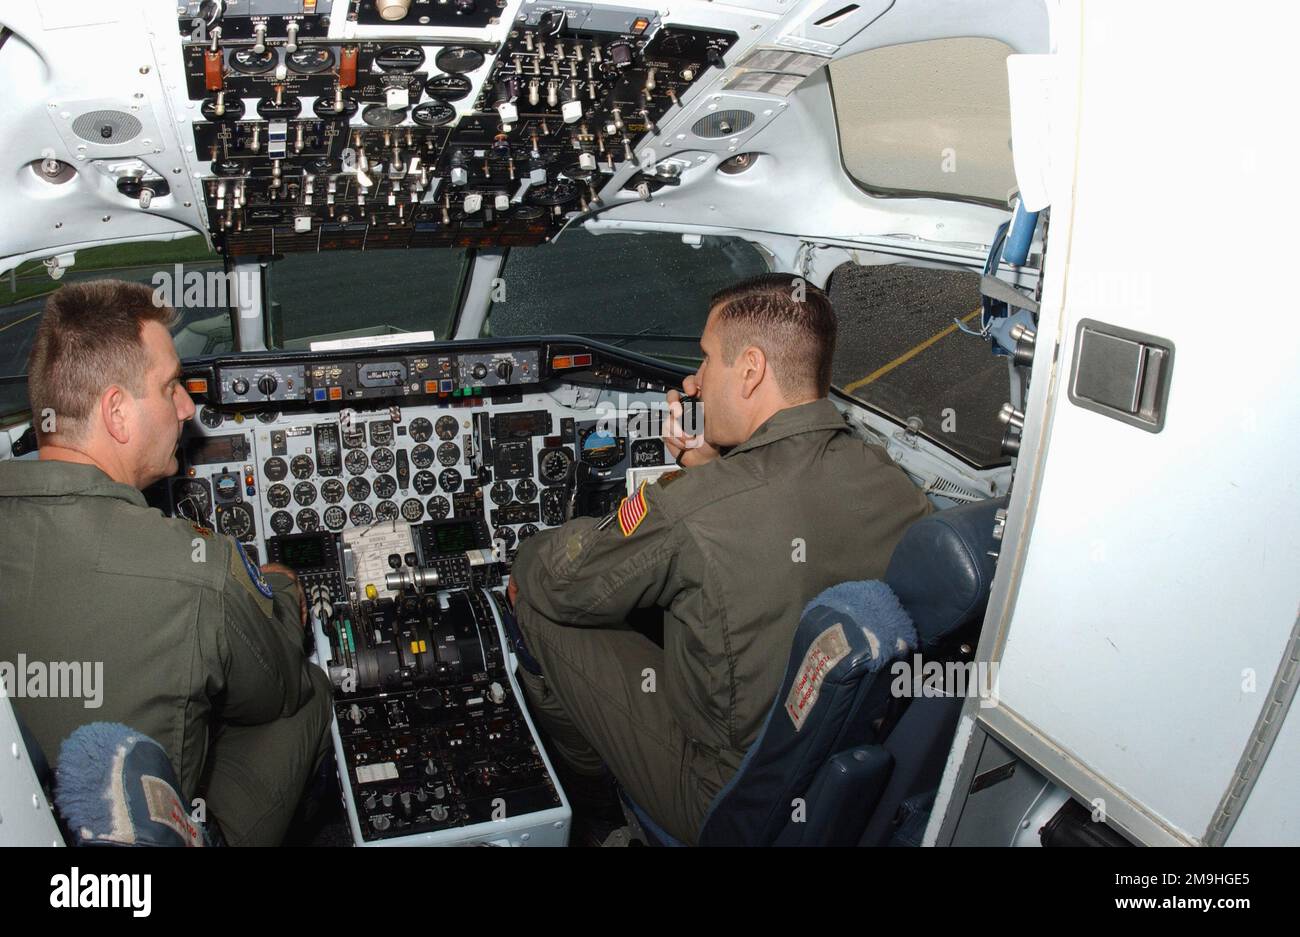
top-left (842, 306), bottom-right (982, 394)
top-left (0, 309), bottom-right (42, 334)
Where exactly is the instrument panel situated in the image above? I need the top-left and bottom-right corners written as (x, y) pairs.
top-left (177, 0), bottom-right (737, 253)
top-left (167, 339), bottom-right (674, 563)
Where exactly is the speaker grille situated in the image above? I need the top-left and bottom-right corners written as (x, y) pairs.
top-left (70, 110), bottom-right (142, 144)
top-left (691, 109), bottom-right (755, 139)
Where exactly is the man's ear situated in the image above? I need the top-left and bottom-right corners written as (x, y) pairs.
top-left (739, 345), bottom-right (767, 400)
top-left (100, 386), bottom-right (131, 445)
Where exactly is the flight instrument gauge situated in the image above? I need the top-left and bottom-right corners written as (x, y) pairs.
top-left (217, 502), bottom-right (255, 541)
top-left (435, 47), bottom-right (484, 74)
top-left (172, 479), bottom-right (212, 523)
top-left (578, 428), bottom-right (624, 468)
top-left (435, 415), bottom-right (459, 440)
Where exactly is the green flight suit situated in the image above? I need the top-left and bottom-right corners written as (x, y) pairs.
top-left (0, 460), bottom-right (332, 846)
top-left (511, 398), bottom-right (932, 843)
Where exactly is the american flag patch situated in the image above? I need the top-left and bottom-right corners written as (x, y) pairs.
top-left (617, 482), bottom-right (649, 537)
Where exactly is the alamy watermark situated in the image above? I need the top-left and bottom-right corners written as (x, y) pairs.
top-left (593, 392), bottom-right (705, 441)
top-left (889, 655), bottom-right (1000, 709)
top-left (151, 264), bottom-right (257, 310)
top-left (1, 655), bottom-right (103, 709)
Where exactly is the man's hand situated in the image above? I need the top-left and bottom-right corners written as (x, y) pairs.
top-left (507, 576), bottom-right (519, 609)
top-left (261, 562), bottom-right (308, 629)
top-left (664, 376), bottom-right (720, 468)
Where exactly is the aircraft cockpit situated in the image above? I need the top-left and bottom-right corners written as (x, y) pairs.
top-left (2, 0), bottom-right (1093, 854)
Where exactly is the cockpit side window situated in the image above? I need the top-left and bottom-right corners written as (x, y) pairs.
top-left (0, 235), bottom-right (229, 424)
top-left (828, 261), bottom-right (1010, 468)
top-left (829, 37), bottom-right (1018, 207)
top-left (484, 229), bottom-right (769, 367)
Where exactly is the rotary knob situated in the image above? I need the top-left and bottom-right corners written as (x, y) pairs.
top-left (495, 360), bottom-right (513, 382)
top-left (231, 377), bottom-right (249, 395)
top-left (257, 375), bottom-right (278, 396)
top-left (471, 362), bottom-right (488, 381)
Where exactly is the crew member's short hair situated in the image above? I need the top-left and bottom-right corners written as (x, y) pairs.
top-left (708, 273), bottom-right (837, 398)
top-left (27, 279), bottom-right (177, 440)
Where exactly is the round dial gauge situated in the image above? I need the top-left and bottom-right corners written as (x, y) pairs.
top-left (489, 481), bottom-right (512, 506)
top-left (371, 447), bottom-right (395, 473)
top-left (412, 101), bottom-right (456, 127)
top-left (342, 421), bottom-right (366, 448)
top-left (286, 46), bottom-right (335, 74)
top-left (296, 508), bottom-right (320, 533)
top-left (313, 95), bottom-right (358, 120)
top-left (539, 448), bottom-right (573, 483)
top-left (427, 496), bottom-right (450, 520)
top-left (172, 479), bottom-right (211, 523)
top-left (425, 73), bottom-right (473, 101)
top-left (413, 470), bottom-right (437, 495)
top-left (375, 500), bottom-right (399, 522)
top-left (514, 479), bottom-right (538, 503)
top-left (435, 47), bottom-right (485, 74)
top-left (321, 479), bottom-right (345, 504)
top-left (401, 498), bottom-right (425, 522)
top-left (408, 418), bottom-right (433, 442)
top-left (435, 415), bottom-right (459, 440)
top-left (217, 502), bottom-right (254, 540)
top-left (512, 204), bottom-right (544, 221)
top-left (345, 450), bottom-right (369, 475)
top-left (437, 442), bottom-right (460, 466)
top-left (518, 523), bottom-right (540, 542)
top-left (346, 477), bottom-right (372, 501)
top-left (293, 482), bottom-right (317, 506)
top-left (314, 95), bottom-right (358, 121)
top-left (230, 48), bottom-right (277, 75)
top-left (349, 503), bottom-right (374, 526)
top-left (528, 181), bottom-right (577, 207)
top-left (256, 410), bottom-right (280, 424)
top-left (270, 511), bottom-right (294, 536)
top-left (362, 104), bottom-right (406, 128)
top-left (578, 427), bottom-right (624, 468)
top-left (267, 484), bottom-right (292, 509)
top-left (199, 406), bottom-right (224, 429)
top-left (541, 488), bottom-right (566, 526)
top-left (290, 455), bottom-right (314, 479)
top-left (373, 474), bottom-right (398, 500)
top-left (411, 444), bottom-right (435, 469)
top-left (202, 96), bottom-right (245, 122)
top-left (323, 506), bottom-right (347, 531)
top-left (375, 45), bottom-right (424, 72)
top-left (493, 527), bottom-right (517, 551)
top-left (438, 468), bottom-right (462, 493)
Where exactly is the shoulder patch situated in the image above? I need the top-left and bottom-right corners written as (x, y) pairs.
top-left (617, 481), bottom-right (650, 537)
top-left (235, 540), bottom-right (275, 599)
top-left (655, 470), bottom-right (684, 488)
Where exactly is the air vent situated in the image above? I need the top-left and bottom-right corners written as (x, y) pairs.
top-left (691, 109), bottom-right (754, 139)
top-left (926, 476), bottom-right (987, 503)
top-left (70, 110), bottom-right (142, 145)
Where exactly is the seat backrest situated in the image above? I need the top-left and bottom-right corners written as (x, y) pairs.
top-left (885, 497), bottom-right (1008, 656)
top-left (860, 497), bottom-right (1007, 844)
top-left (697, 580), bottom-right (918, 846)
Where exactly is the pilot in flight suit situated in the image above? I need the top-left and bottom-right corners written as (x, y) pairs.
top-left (0, 278), bottom-right (330, 846)
top-left (510, 396), bottom-right (932, 844)
top-left (0, 459), bottom-right (334, 846)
